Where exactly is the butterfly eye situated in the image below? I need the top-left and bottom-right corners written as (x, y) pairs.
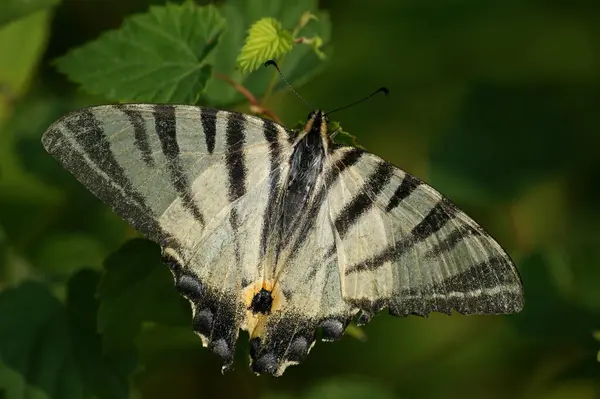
top-left (307, 111), bottom-right (316, 120)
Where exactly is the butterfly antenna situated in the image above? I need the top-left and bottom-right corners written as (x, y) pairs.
top-left (326, 87), bottom-right (389, 116)
top-left (264, 60), bottom-right (313, 110)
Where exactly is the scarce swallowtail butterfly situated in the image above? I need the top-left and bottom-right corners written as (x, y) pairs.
top-left (41, 68), bottom-right (524, 376)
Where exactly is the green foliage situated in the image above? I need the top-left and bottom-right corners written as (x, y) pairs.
top-left (55, 3), bottom-right (226, 103)
top-left (54, 0), bottom-right (330, 107)
top-left (236, 18), bottom-right (294, 74)
top-left (0, 11), bottom-right (52, 102)
top-left (0, 272), bottom-right (129, 399)
top-left (203, 0), bottom-right (331, 106)
top-left (428, 84), bottom-right (596, 204)
top-left (0, 0), bottom-right (60, 27)
top-left (98, 239), bottom-right (190, 358)
top-left (236, 14), bottom-right (326, 74)
top-left (330, 121), bottom-right (365, 149)
top-left (1, 0), bottom-right (600, 398)
top-left (594, 331), bottom-right (600, 362)
top-left (263, 378), bottom-right (396, 399)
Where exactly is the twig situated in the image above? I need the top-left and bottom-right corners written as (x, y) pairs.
top-left (214, 72), bottom-right (282, 124)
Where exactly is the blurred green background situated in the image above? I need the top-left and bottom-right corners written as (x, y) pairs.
top-left (1, 0), bottom-right (599, 398)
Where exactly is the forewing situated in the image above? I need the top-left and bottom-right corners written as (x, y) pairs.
top-left (327, 147), bottom-right (524, 320)
top-left (42, 104), bottom-right (275, 243)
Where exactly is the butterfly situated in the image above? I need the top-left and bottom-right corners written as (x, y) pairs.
top-left (41, 90), bottom-right (523, 376)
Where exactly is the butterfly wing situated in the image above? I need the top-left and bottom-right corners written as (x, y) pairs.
top-left (326, 147), bottom-right (524, 320)
top-left (42, 104), bottom-right (295, 369)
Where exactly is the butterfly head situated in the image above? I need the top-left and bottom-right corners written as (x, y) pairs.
top-left (304, 110), bottom-right (330, 143)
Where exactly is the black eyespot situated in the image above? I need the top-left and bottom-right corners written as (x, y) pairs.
top-left (250, 288), bottom-right (274, 314)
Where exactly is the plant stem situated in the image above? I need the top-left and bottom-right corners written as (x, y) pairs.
top-left (214, 72), bottom-right (282, 124)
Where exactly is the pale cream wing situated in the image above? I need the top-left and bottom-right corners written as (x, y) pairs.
top-left (326, 147), bottom-right (524, 322)
top-left (42, 104), bottom-right (295, 370)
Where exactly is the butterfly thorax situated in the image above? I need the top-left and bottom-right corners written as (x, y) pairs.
top-left (244, 111), bottom-right (331, 336)
top-left (258, 111), bottom-right (331, 286)
top-left (281, 111), bottom-right (329, 231)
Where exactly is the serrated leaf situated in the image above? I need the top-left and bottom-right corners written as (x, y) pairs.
top-left (203, 0), bottom-right (331, 106)
top-left (0, 0), bottom-right (59, 27)
top-left (237, 18), bottom-right (294, 74)
top-left (0, 271), bottom-right (130, 399)
top-left (97, 239), bottom-right (190, 359)
top-left (55, 3), bottom-right (225, 103)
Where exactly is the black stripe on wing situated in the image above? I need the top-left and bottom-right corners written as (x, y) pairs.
top-left (153, 104), bottom-right (205, 226)
top-left (116, 105), bottom-right (154, 167)
top-left (59, 110), bottom-right (172, 245)
top-left (225, 112), bottom-right (247, 202)
top-left (260, 119), bottom-right (283, 256)
top-left (424, 224), bottom-right (484, 259)
top-left (201, 107), bottom-right (218, 154)
top-left (388, 255), bottom-right (523, 316)
top-left (412, 198), bottom-right (458, 239)
top-left (334, 160), bottom-right (394, 238)
top-left (345, 197), bottom-right (457, 274)
top-left (385, 173), bottom-right (420, 212)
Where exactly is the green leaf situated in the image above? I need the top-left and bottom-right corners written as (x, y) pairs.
top-left (0, 10), bottom-right (52, 117)
top-left (329, 121), bottom-right (365, 149)
top-left (0, 361), bottom-right (50, 399)
top-left (203, 0), bottom-right (331, 106)
top-left (236, 18), bottom-right (294, 74)
top-left (66, 270), bottom-right (131, 399)
top-left (33, 233), bottom-right (105, 277)
top-left (0, 0), bottom-right (59, 27)
top-left (0, 271), bottom-right (130, 399)
top-left (55, 3), bottom-right (226, 103)
top-left (97, 239), bottom-right (190, 359)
